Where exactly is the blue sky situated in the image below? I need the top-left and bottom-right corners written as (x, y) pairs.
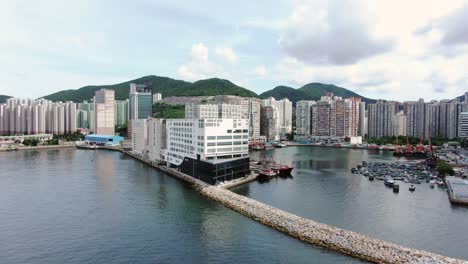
top-left (1, 0), bottom-right (468, 101)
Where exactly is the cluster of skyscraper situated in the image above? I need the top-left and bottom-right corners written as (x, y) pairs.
top-left (0, 99), bottom-right (77, 135)
top-left (295, 93), bottom-right (363, 140)
top-left (367, 96), bottom-right (468, 139)
top-left (0, 84), bottom-right (163, 137)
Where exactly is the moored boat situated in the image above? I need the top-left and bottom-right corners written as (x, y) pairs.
top-left (393, 183), bottom-right (400, 193)
top-left (274, 142), bottom-right (287, 148)
top-left (277, 165), bottom-right (294, 177)
top-left (409, 184), bottom-right (416, 191)
top-left (257, 170), bottom-right (277, 180)
top-left (384, 176), bottom-right (394, 187)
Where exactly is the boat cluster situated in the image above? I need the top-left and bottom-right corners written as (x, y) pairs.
top-left (250, 159), bottom-right (293, 181)
top-left (351, 161), bottom-right (446, 192)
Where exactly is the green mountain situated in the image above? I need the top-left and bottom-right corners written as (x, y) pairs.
top-left (260, 83), bottom-right (375, 105)
top-left (0, 95), bottom-right (12, 104)
top-left (42, 76), bottom-right (190, 102)
top-left (41, 74), bottom-right (375, 105)
top-left (41, 76), bottom-right (256, 102)
top-left (260, 86), bottom-right (309, 104)
top-left (171, 78), bottom-right (257, 97)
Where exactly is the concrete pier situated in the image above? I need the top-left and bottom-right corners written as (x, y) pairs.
top-left (91, 147), bottom-right (467, 263)
top-left (446, 177), bottom-right (468, 205)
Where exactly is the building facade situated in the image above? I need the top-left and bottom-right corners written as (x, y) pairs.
top-left (296, 100), bottom-right (315, 136)
top-left (458, 112), bottom-right (468, 138)
top-left (367, 100), bottom-right (396, 138)
top-left (261, 97), bottom-right (292, 138)
top-left (131, 119), bottom-right (147, 156)
top-left (185, 99), bottom-right (261, 141)
top-left (163, 118), bottom-right (250, 184)
top-left (129, 83), bottom-right (153, 120)
top-left (94, 89), bottom-right (115, 135)
top-left (1, 98), bottom-right (77, 136)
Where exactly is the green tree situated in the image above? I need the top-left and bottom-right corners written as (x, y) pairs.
top-left (437, 160), bottom-right (454, 177)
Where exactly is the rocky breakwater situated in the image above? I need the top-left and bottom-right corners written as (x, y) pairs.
top-left (199, 186), bottom-right (467, 264)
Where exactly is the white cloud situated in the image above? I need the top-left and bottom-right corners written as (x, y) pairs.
top-left (279, 0), bottom-right (393, 65)
top-left (178, 43), bottom-right (227, 81)
top-left (190, 43), bottom-right (209, 62)
top-left (253, 65), bottom-right (267, 77)
top-left (215, 47), bottom-right (238, 63)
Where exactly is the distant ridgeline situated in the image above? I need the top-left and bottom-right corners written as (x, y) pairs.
top-left (39, 75), bottom-right (375, 105)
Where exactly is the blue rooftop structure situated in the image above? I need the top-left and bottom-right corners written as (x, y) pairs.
top-left (84, 134), bottom-right (124, 146)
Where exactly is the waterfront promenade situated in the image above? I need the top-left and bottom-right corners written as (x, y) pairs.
top-left (110, 147), bottom-right (467, 263)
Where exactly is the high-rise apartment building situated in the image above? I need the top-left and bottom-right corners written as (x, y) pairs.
top-left (367, 100), bottom-right (396, 138)
top-left (307, 94), bottom-right (360, 138)
top-left (94, 89), bottom-right (115, 135)
top-left (458, 112), bottom-right (468, 138)
top-left (261, 97), bottom-right (292, 139)
top-left (358, 102), bottom-right (366, 137)
top-left (311, 101), bottom-right (332, 136)
top-left (296, 101), bottom-right (315, 136)
top-left (394, 111), bottom-right (407, 136)
top-left (0, 98), bottom-right (78, 136)
top-left (406, 99), bottom-right (426, 138)
top-left (260, 106), bottom-right (278, 141)
top-left (185, 99), bottom-right (261, 140)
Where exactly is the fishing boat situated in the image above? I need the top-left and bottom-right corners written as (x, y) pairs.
top-left (274, 142), bottom-right (287, 148)
top-left (369, 175), bottom-right (374, 181)
top-left (276, 165), bottom-right (294, 177)
top-left (257, 170), bottom-right (277, 180)
top-left (384, 176), bottom-right (394, 187)
top-left (393, 183), bottom-right (400, 193)
top-left (393, 137), bottom-right (428, 158)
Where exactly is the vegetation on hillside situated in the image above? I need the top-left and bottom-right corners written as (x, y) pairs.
top-left (0, 95), bottom-right (12, 104)
top-left (42, 76), bottom-right (256, 102)
top-left (170, 78), bottom-right (257, 97)
top-left (42, 76), bottom-right (190, 102)
top-left (153, 103), bottom-right (185, 119)
top-left (259, 83), bottom-right (376, 105)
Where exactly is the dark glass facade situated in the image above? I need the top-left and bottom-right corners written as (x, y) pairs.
top-left (179, 157), bottom-right (250, 184)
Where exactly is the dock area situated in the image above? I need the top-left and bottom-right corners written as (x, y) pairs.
top-left (446, 177), bottom-right (468, 205)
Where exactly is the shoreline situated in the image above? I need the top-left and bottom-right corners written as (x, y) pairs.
top-left (0, 144), bottom-right (76, 152)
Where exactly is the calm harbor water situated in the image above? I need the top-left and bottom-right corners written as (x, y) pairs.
top-left (236, 146), bottom-right (468, 260)
top-left (0, 148), bottom-right (359, 264)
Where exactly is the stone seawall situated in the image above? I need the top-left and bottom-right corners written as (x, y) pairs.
top-left (199, 186), bottom-right (467, 264)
